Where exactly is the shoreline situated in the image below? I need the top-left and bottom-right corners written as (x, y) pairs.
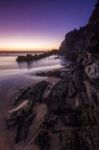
top-left (0, 64), bottom-right (63, 78)
top-left (0, 69), bottom-right (61, 150)
top-left (0, 52), bottom-right (99, 150)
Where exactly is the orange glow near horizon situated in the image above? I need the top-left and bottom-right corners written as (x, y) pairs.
top-left (0, 35), bottom-right (59, 51)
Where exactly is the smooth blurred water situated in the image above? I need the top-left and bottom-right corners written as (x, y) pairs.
top-left (0, 54), bottom-right (63, 77)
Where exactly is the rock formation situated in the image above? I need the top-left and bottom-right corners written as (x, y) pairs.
top-left (6, 52), bottom-right (99, 150)
top-left (16, 50), bottom-right (58, 62)
top-left (59, 0), bottom-right (99, 60)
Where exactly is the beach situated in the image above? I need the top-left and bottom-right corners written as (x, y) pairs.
top-left (0, 54), bottom-right (63, 150)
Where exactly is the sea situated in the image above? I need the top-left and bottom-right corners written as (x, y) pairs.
top-left (0, 52), bottom-right (64, 78)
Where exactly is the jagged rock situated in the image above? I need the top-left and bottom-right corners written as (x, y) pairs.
top-left (35, 131), bottom-right (50, 150)
top-left (12, 80), bottom-right (50, 106)
top-left (36, 70), bottom-right (62, 78)
top-left (40, 112), bottom-right (58, 130)
top-left (88, 0), bottom-right (99, 26)
top-left (47, 78), bottom-right (77, 113)
top-left (85, 61), bottom-right (99, 81)
top-left (43, 83), bottom-right (53, 100)
top-left (31, 80), bottom-right (50, 103)
top-left (6, 102), bottom-right (35, 143)
top-left (6, 81), bottom-right (50, 144)
top-left (9, 100), bottom-right (29, 113)
top-left (59, 0), bottom-right (99, 59)
top-left (16, 50), bottom-right (58, 62)
top-left (6, 53), bottom-right (99, 149)
top-left (6, 67), bottom-right (99, 149)
top-left (11, 86), bottom-right (35, 106)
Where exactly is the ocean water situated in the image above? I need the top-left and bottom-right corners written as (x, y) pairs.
top-left (0, 54), bottom-right (63, 77)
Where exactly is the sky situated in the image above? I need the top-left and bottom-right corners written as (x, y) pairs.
top-left (0, 0), bottom-right (97, 51)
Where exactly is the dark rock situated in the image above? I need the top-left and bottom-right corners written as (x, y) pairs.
top-left (16, 50), bottom-right (58, 62)
top-left (35, 131), bottom-right (50, 150)
top-left (12, 80), bottom-right (50, 106)
top-left (59, 0), bottom-right (99, 60)
top-left (31, 81), bottom-right (50, 103)
top-left (6, 60), bottom-right (99, 149)
top-left (85, 60), bottom-right (99, 82)
top-left (47, 78), bottom-right (77, 112)
top-left (6, 51), bottom-right (99, 149)
top-left (6, 103), bottom-right (35, 143)
top-left (36, 70), bottom-right (62, 78)
top-left (40, 112), bottom-right (58, 130)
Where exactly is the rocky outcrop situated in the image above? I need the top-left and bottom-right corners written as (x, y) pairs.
top-left (36, 70), bottom-right (62, 78)
top-left (36, 69), bottom-right (68, 78)
top-left (88, 0), bottom-right (99, 25)
top-left (16, 50), bottom-right (58, 62)
top-left (6, 81), bottom-right (50, 144)
top-left (11, 80), bottom-right (50, 106)
top-left (59, 0), bottom-right (99, 60)
top-left (85, 60), bottom-right (99, 80)
top-left (6, 52), bottom-right (99, 150)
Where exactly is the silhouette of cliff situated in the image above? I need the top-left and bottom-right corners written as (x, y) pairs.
top-left (59, 0), bottom-right (99, 60)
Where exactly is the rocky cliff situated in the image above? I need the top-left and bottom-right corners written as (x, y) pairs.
top-left (59, 0), bottom-right (99, 60)
top-left (6, 52), bottom-right (99, 150)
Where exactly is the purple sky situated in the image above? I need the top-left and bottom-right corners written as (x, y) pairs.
top-left (0, 0), bottom-right (97, 51)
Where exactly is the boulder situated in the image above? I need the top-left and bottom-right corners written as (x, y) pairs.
top-left (85, 61), bottom-right (99, 81)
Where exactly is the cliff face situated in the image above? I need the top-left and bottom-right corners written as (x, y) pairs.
top-left (59, 0), bottom-right (99, 60)
top-left (88, 0), bottom-right (99, 25)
